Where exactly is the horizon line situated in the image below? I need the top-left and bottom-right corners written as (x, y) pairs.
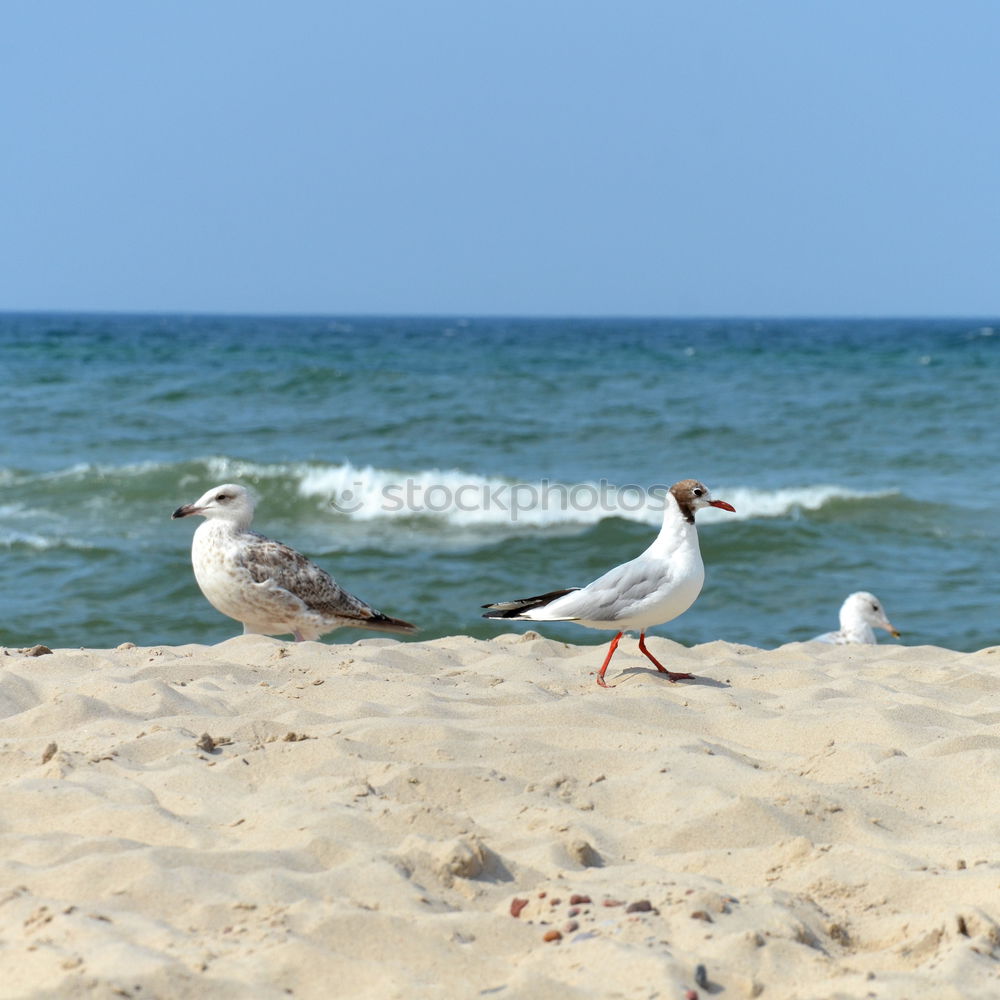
top-left (1, 307), bottom-right (998, 323)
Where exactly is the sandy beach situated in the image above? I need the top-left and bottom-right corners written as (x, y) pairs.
top-left (2, 633), bottom-right (999, 999)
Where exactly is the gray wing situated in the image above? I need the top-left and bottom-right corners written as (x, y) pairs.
top-left (544, 558), bottom-right (669, 622)
top-left (238, 533), bottom-right (376, 621)
top-left (809, 630), bottom-right (843, 644)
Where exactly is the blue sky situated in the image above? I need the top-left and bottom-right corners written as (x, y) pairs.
top-left (1, 1), bottom-right (998, 316)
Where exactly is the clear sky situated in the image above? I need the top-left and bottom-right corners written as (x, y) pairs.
top-left (2, 1), bottom-right (998, 316)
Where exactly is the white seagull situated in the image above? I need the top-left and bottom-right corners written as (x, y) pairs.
top-left (172, 483), bottom-right (416, 641)
top-left (811, 591), bottom-right (900, 645)
top-left (482, 479), bottom-right (735, 687)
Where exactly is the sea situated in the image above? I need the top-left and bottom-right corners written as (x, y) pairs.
top-left (2, 314), bottom-right (997, 653)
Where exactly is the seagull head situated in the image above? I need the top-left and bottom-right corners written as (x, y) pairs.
top-left (841, 591), bottom-right (900, 638)
top-left (172, 483), bottom-right (257, 529)
top-left (670, 479), bottom-right (736, 518)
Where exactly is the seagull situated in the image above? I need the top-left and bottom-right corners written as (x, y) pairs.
top-left (172, 483), bottom-right (417, 642)
top-left (482, 479), bottom-right (735, 687)
top-left (810, 591), bottom-right (900, 645)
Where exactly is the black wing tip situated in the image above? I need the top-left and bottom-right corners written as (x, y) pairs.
top-left (481, 588), bottom-right (579, 619)
top-left (366, 613), bottom-right (419, 635)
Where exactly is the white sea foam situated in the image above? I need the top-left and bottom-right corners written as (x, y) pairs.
top-left (287, 462), bottom-right (893, 528)
top-left (0, 530), bottom-right (57, 550)
top-left (193, 457), bottom-right (898, 528)
top-left (1, 458), bottom-right (895, 533)
top-left (0, 526), bottom-right (99, 551)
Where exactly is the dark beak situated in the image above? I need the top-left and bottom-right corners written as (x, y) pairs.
top-left (709, 499), bottom-right (736, 512)
top-left (171, 504), bottom-right (201, 519)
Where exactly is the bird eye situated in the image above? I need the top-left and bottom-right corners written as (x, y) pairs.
top-left (215, 493), bottom-right (229, 502)
top-left (693, 488), bottom-right (704, 497)
top-left (871, 603), bottom-right (879, 611)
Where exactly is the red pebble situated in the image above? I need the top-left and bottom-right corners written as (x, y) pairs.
top-left (569, 894), bottom-right (591, 905)
top-left (510, 898), bottom-right (529, 918)
top-left (685, 991), bottom-right (698, 1000)
top-left (543, 929), bottom-right (562, 942)
top-left (602, 899), bottom-right (623, 907)
top-left (549, 898), bottom-right (561, 906)
top-left (538, 891), bottom-right (547, 899)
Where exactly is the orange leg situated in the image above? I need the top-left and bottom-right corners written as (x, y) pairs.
top-left (638, 630), bottom-right (694, 682)
top-left (596, 631), bottom-right (625, 688)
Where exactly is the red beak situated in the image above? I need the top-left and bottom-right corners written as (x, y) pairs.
top-left (709, 499), bottom-right (736, 512)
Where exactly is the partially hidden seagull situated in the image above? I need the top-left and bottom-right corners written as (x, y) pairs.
top-left (481, 479), bottom-right (735, 687)
top-left (172, 483), bottom-right (417, 642)
top-left (810, 591), bottom-right (900, 645)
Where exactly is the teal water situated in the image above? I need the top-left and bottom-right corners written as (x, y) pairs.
top-left (2, 314), bottom-right (998, 651)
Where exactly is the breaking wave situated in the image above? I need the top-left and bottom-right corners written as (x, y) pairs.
top-left (0, 457), bottom-right (898, 533)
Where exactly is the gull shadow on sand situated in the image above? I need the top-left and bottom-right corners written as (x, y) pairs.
top-left (610, 667), bottom-right (731, 689)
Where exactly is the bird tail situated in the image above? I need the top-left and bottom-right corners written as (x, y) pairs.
top-left (481, 588), bottom-right (579, 619)
top-left (360, 612), bottom-right (418, 635)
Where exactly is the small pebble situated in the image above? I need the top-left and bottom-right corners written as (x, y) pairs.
top-left (510, 898), bottom-right (528, 918)
top-left (685, 991), bottom-right (698, 1000)
top-left (602, 899), bottom-right (623, 907)
top-left (564, 920), bottom-right (579, 933)
top-left (196, 733), bottom-right (217, 752)
top-left (569, 894), bottom-right (591, 905)
top-left (22, 645), bottom-right (53, 657)
top-left (626, 900), bottom-right (654, 913)
top-left (549, 898), bottom-right (561, 906)
top-left (567, 907), bottom-right (579, 918)
top-left (694, 964), bottom-right (709, 989)
top-left (543, 930), bottom-right (562, 943)
top-left (41, 743), bottom-right (57, 764)
top-left (690, 910), bottom-right (713, 922)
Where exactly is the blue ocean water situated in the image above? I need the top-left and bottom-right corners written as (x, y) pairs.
top-left (1, 314), bottom-right (997, 652)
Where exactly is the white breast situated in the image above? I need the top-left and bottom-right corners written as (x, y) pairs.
top-left (190, 522), bottom-right (300, 632)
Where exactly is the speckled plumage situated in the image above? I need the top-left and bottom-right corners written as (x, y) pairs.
top-left (172, 483), bottom-right (416, 642)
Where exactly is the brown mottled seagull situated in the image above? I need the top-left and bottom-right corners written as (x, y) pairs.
top-left (482, 479), bottom-right (735, 687)
top-left (172, 483), bottom-right (416, 641)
